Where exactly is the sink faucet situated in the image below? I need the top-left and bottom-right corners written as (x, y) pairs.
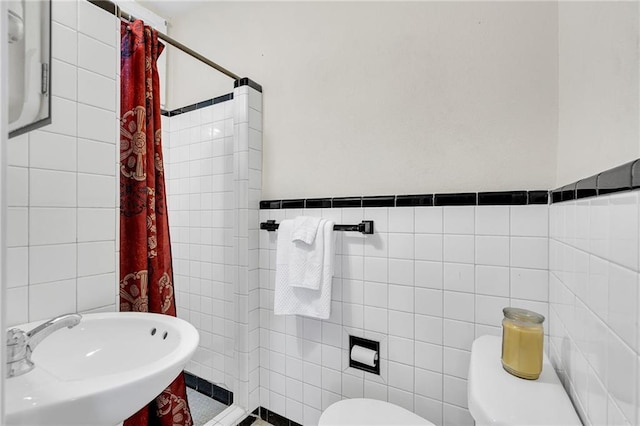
top-left (6, 313), bottom-right (82, 378)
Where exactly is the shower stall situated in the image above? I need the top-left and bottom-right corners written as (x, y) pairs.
top-left (117, 1), bottom-right (264, 419)
top-left (161, 82), bottom-right (263, 417)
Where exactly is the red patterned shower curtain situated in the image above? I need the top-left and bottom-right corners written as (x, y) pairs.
top-left (120, 20), bottom-right (193, 426)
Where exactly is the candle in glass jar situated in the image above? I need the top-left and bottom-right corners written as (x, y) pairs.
top-left (501, 307), bottom-right (544, 380)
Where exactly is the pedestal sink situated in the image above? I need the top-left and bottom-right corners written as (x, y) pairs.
top-left (5, 312), bottom-right (199, 426)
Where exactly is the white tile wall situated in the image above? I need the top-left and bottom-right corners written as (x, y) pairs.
top-left (259, 204), bottom-right (549, 425)
top-left (234, 85), bottom-right (263, 411)
top-left (165, 102), bottom-right (236, 389)
top-left (5, 0), bottom-right (119, 326)
top-left (165, 86), bottom-right (262, 411)
top-left (549, 191), bottom-right (640, 425)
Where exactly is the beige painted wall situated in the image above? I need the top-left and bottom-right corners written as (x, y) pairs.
top-left (165, 2), bottom-right (559, 199)
top-left (556, 1), bottom-right (639, 187)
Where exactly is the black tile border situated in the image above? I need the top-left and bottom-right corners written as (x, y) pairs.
top-left (598, 161), bottom-right (633, 195)
top-left (260, 191), bottom-right (551, 209)
top-left (237, 414), bottom-right (258, 426)
top-left (184, 371), bottom-right (197, 389)
top-left (245, 407), bottom-right (302, 426)
top-left (184, 371), bottom-right (233, 406)
top-left (633, 160), bottom-right (640, 188)
top-left (561, 184), bottom-right (577, 202)
top-left (260, 200), bottom-right (282, 209)
top-left (550, 159), bottom-right (640, 203)
top-left (527, 191), bottom-right (549, 205)
top-left (87, 0), bottom-right (117, 14)
top-left (305, 198), bottom-right (332, 209)
top-left (281, 199), bottom-right (305, 209)
top-left (396, 194), bottom-right (433, 206)
top-left (332, 197), bottom-right (363, 208)
top-left (160, 93), bottom-right (234, 117)
top-left (478, 191), bottom-right (527, 206)
top-left (434, 192), bottom-right (477, 206)
top-left (260, 156), bottom-right (640, 210)
top-left (576, 175), bottom-right (598, 200)
top-left (362, 195), bottom-right (395, 207)
top-left (259, 163), bottom-right (640, 209)
top-left (234, 77), bottom-right (263, 93)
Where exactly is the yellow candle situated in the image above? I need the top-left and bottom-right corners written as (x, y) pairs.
top-left (501, 308), bottom-right (544, 380)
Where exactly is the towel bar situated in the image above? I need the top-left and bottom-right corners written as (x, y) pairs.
top-left (260, 220), bottom-right (374, 235)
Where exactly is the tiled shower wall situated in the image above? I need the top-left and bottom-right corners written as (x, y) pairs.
top-left (258, 204), bottom-right (549, 425)
top-left (164, 100), bottom-right (236, 390)
top-left (233, 85), bottom-right (263, 410)
top-left (164, 84), bottom-right (262, 410)
top-left (6, 0), bottom-right (119, 326)
top-left (549, 191), bottom-right (640, 425)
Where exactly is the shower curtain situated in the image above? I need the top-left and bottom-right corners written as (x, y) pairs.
top-left (119, 20), bottom-right (193, 426)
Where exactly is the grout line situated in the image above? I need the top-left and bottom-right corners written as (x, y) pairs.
top-left (26, 130), bottom-right (31, 322)
top-left (508, 205), bottom-right (512, 306)
top-left (440, 207), bottom-right (445, 420)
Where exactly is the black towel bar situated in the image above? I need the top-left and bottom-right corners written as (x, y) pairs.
top-left (260, 220), bottom-right (374, 235)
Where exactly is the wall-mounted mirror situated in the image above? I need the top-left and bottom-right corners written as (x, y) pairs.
top-left (8, 0), bottom-right (51, 138)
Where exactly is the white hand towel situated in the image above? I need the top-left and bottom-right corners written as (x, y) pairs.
top-left (291, 216), bottom-right (322, 245)
top-left (321, 219), bottom-right (337, 281)
top-left (288, 218), bottom-right (328, 290)
top-left (274, 220), bottom-right (336, 319)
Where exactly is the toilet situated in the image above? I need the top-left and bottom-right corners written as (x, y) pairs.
top-left (318, 397), bottom-right (435, 426)
top-left (319, 335), bottom-right (581, 426)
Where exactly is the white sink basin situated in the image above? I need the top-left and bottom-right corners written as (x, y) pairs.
top-left (6, 312), bottom-right (199, 426)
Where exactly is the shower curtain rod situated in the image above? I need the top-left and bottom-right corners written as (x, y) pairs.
top-left (88, 1), bottom-right (241, 81)
top-left (119, 8), bottom-right (241, 81)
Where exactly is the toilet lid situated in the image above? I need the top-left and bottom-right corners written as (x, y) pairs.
top-left (318, 398), bottom-right (435, 426)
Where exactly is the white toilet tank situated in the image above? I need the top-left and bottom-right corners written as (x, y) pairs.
top-left (468, 335), bottom-right (582, 425)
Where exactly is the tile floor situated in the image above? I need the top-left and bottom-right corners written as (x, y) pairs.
top-left (187, 388), bottom-right (228, 426)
